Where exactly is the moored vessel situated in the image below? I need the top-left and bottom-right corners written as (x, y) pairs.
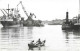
top-left (62, 11), bottom-right (74, 30)
top-left (0, 4), bottom-right (21, 27)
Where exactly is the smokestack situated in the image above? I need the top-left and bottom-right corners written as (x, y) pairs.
top-left (66, 11), bottom-right (69, 23)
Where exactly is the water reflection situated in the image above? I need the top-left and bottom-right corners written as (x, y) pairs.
top-left (73, 30), bottom-right (80, 36)
top-left (26, 27), bottom-right (33, 40)
top-left (0, 25), bottom-right (80, 51)
top-left (63, 29), bottom-right (80, 40)
top-left (27, 27), bottom-right (33, 34)
top-left (0, 27), bottom-right (28, 51)
top-left (63, 30), bottom-right (69, 43)
top-left (62, 29), bottom-right (80, 51)
top-left (1, 27), bottom-right (20, 39)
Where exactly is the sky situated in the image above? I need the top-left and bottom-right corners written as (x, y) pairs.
top-left (0, 0), bottom-right (79, 20)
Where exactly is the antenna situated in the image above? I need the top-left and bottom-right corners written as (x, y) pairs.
top-left (67, 9), bottom-right (68, 12)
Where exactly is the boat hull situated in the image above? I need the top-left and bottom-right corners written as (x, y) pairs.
top-left (23, 20), bottom-right (44, 27)
top-left (62, 25), bottom-right (73, 30)
top-left (1, 21), bottom-right (20, 27)
top-left (62, 24), bottom-right (80, 30)
top-left (62, 22), bottom-right (74, 30)
top-left (73, 25), bottom-right (80, 29)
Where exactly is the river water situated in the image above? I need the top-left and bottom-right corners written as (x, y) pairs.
top-left (0, 25), bottom-right (80, 51)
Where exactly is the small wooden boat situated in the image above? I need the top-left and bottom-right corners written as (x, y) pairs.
top-left (28, 40), bottom-right (46, 50)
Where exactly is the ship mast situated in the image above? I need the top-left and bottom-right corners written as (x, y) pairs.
top-left (7, 4), bottom-right (10, 17)
top-left (78, 0), bottom-right (80, 23)
top-left (79, 0), bottom-right (80, 14)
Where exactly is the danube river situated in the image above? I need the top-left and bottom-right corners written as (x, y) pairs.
top-left (0, 25), bottom-right (80, 51)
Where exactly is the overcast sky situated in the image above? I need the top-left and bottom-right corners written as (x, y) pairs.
top-left (0, 0), bottom-right (79, 20)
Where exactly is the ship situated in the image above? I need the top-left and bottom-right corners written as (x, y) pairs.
top-left (62, 11), bottom-right (80, 30)
top-left (0, 4), bottom-right (21, 27)
top-left (23, 13), bottom-right (44, 27)
top-left (62, 0), bottom-right (80, 30)
top-left (62, 21), bottom-right (74, 30)
top-left (62, 11), bottom-right (74, 30)
top-left (72, 16), bottom-right (80, 29)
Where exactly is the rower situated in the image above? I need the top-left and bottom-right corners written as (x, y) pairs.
top-left (30, 40), bottom-right (34, 46)
top-left (36, 38), bottom-right (42, 45)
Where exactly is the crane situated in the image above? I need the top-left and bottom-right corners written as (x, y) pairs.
top-left (17, 1), bottom-right (36, 18)
top-left (17, 1), bottom-right (28, 17)
top-left (29, 13), bottom-right (36, 18)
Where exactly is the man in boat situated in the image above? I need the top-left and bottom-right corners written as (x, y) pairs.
top-left (36, 38), bottom-right (43, 50)
top-left (28, 40), bottom-right (34, 50)
top-left (36, 38), bottom-right (42, 45)
top-left (30, 40), bottom-right (34, 46)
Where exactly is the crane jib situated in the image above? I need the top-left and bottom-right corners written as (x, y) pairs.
top-left (17, 1), bottom-right (28, 17)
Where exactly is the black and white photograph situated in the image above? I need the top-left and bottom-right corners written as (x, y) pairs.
top-left (0, 0), bottom-right (80, 51)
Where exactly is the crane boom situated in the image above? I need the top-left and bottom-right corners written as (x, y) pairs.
top-left (17, 1), bottom-right (36, 18)
top-left (30, 13), bottom-right (36, 18)
top-left (17, 1), bottom-right (28, 17)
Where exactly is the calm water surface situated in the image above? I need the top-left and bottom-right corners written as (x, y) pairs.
top-left (0, 25), bottom-right (80, 51)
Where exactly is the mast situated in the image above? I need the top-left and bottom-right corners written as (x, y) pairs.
top-left (78, 0), bottom-right (80, 23)
top-left (79, 0), bottom-right (80, 14)
top-left (7, 4), bottom-right (10, 17)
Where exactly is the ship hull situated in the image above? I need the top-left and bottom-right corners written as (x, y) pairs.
top-left (73, 25), bottom-right (80, 29)
top-left (23, 20), bottom-right (44, 27)
top-left (62, 23), bottom-right (80, 30)
top-left (62, 22), bottom-right (74, 30)
top-left (1, 21), bottom-right (20, 27)
top-left (62, 24), bottom-right (73, 30)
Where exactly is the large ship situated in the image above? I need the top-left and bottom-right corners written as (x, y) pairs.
top-left (62, 11), bottom-right (80, 30)
top-left (0, 4), bottom-right (21, 27)
top-left (62, 0), bottom-right (80, 30)
top-left (62, 11), bottom-right (74, 30)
